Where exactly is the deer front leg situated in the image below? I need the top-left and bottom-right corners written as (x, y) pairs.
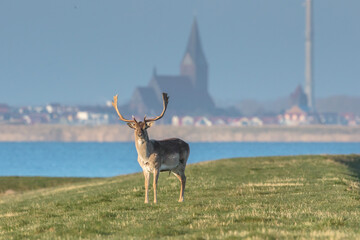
top-left (143, 170), bottom-right (150, 203)
top-left (153, 168), bottom-right (160, 203)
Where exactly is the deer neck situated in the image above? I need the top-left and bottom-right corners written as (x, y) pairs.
top-left (134, 132), bottom-right (153, 158)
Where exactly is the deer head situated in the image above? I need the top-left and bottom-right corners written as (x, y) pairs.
top-left (112, 93), bottom-right (169, 141)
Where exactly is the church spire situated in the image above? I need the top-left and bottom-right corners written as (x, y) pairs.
top-left (180, 18), bottom-right (208, 92)
top-left (184, 18), bottom-right (207, 66)
top-left (152, 66), bottom-right (157, 77)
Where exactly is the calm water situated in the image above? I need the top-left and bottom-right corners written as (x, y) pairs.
top-left (0, 142), bottom-right (359, 177)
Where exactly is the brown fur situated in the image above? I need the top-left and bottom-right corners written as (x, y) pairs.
top-left (113, 92), bottom-right (189, 203)
top-left (128, 121), bottom-right (189, 203)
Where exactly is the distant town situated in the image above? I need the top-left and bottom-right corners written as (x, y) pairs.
top-left (0, 99), bottom-right (359, 127)
top-left (1, 18), bottom-right (359, 127)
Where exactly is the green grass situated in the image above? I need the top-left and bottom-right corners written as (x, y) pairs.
top-left (0, 177), bottom-right (96, 194)
top-left (0, 155), bottom-right (359, 239)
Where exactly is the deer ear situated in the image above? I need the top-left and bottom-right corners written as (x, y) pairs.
top-left (145, 122), bottom-right (154, 129)
top-left (127, 122), bottom-right (136, 129)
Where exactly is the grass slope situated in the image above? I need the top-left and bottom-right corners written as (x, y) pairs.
top-left (0, 155), bottom-right (359, 239)
top-left (0, 177), bottom-right (96, 194)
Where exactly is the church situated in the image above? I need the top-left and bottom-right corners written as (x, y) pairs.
top-left (124, 19), bottom-right (216, 117)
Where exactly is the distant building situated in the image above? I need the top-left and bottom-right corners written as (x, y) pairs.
top-left (0, 104), bottom-right (10, 123)
top-left (211, 117), bottom-right (226, 126)
top-left (125, 18), bottom-right (215, 117)
top-left (195, 117), bottom-right (212, 126)
top-left (318, 112), bottom-right (340, 125)
top-left (290, 85), bottom-right (308, 111)
top-left (0, 104), bottom-right (10, 114)
top-left (279, 105), bottom-right (309, 126)
top-left (181, 116), bottom-right (195, 126)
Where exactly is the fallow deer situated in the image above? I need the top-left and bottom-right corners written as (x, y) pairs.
top-left (112, 93), bottom-right (190, 203)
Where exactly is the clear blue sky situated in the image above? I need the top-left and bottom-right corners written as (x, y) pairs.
top-left (0, 0), bottom-right (359, 106)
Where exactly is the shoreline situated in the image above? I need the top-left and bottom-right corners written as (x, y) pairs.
top-left (1, 154), bottom-right (359, 179)
top-left (0, 124), bottom-right (359, 142)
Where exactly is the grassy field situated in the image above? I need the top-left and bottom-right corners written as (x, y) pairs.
top-left (0, 155), bottom-right (359, 239)
top-left (0, 177), bottom-right (96, 194)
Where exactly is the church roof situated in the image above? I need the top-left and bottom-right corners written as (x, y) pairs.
top-left (135, 87), bottom-right (159, 108)
top-left (150, 75), bottom-right (193, 94)
top-left (290, 85), bottom-right (308, 110)
top-left (127, 87), bottom-right (161, 116)
top-left (183, 18), bottom-right (207, 66)
top-left (126, 19), bottom-right (215, 117)
top-left (148, 74), bottom-right (215, 115)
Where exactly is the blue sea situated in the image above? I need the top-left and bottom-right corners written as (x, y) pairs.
top-left (0, 142), bottom-right (359, 177)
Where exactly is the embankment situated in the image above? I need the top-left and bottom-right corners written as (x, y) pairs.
top-left (0, 125), bottom-right (359, 142)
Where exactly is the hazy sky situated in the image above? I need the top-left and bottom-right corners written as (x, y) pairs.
top-left (0, 0), bottom-right (359, 106)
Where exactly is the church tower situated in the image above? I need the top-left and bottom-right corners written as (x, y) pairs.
top-left (180, 18), bottom-right (208, 93)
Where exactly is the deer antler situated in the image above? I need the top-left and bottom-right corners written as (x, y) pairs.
top-left (145, 93), bottom-right (169, 122)
top-left (112, 95), bottom-right (134, 123)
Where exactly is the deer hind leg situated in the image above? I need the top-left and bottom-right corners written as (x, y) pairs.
top-left (172, 171), bottom-right (186, 202)
top-left (153, 169), bottom-right (160, 204)
top-left (143, 170), bottom-right (150, 203)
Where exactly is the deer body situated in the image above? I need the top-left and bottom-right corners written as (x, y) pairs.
top-left (112, 93), bottom-right (190, 203)
top-left (135, 137), bottom-right (189, 203)
top-left (136, 138), bottom-right (189, 173)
